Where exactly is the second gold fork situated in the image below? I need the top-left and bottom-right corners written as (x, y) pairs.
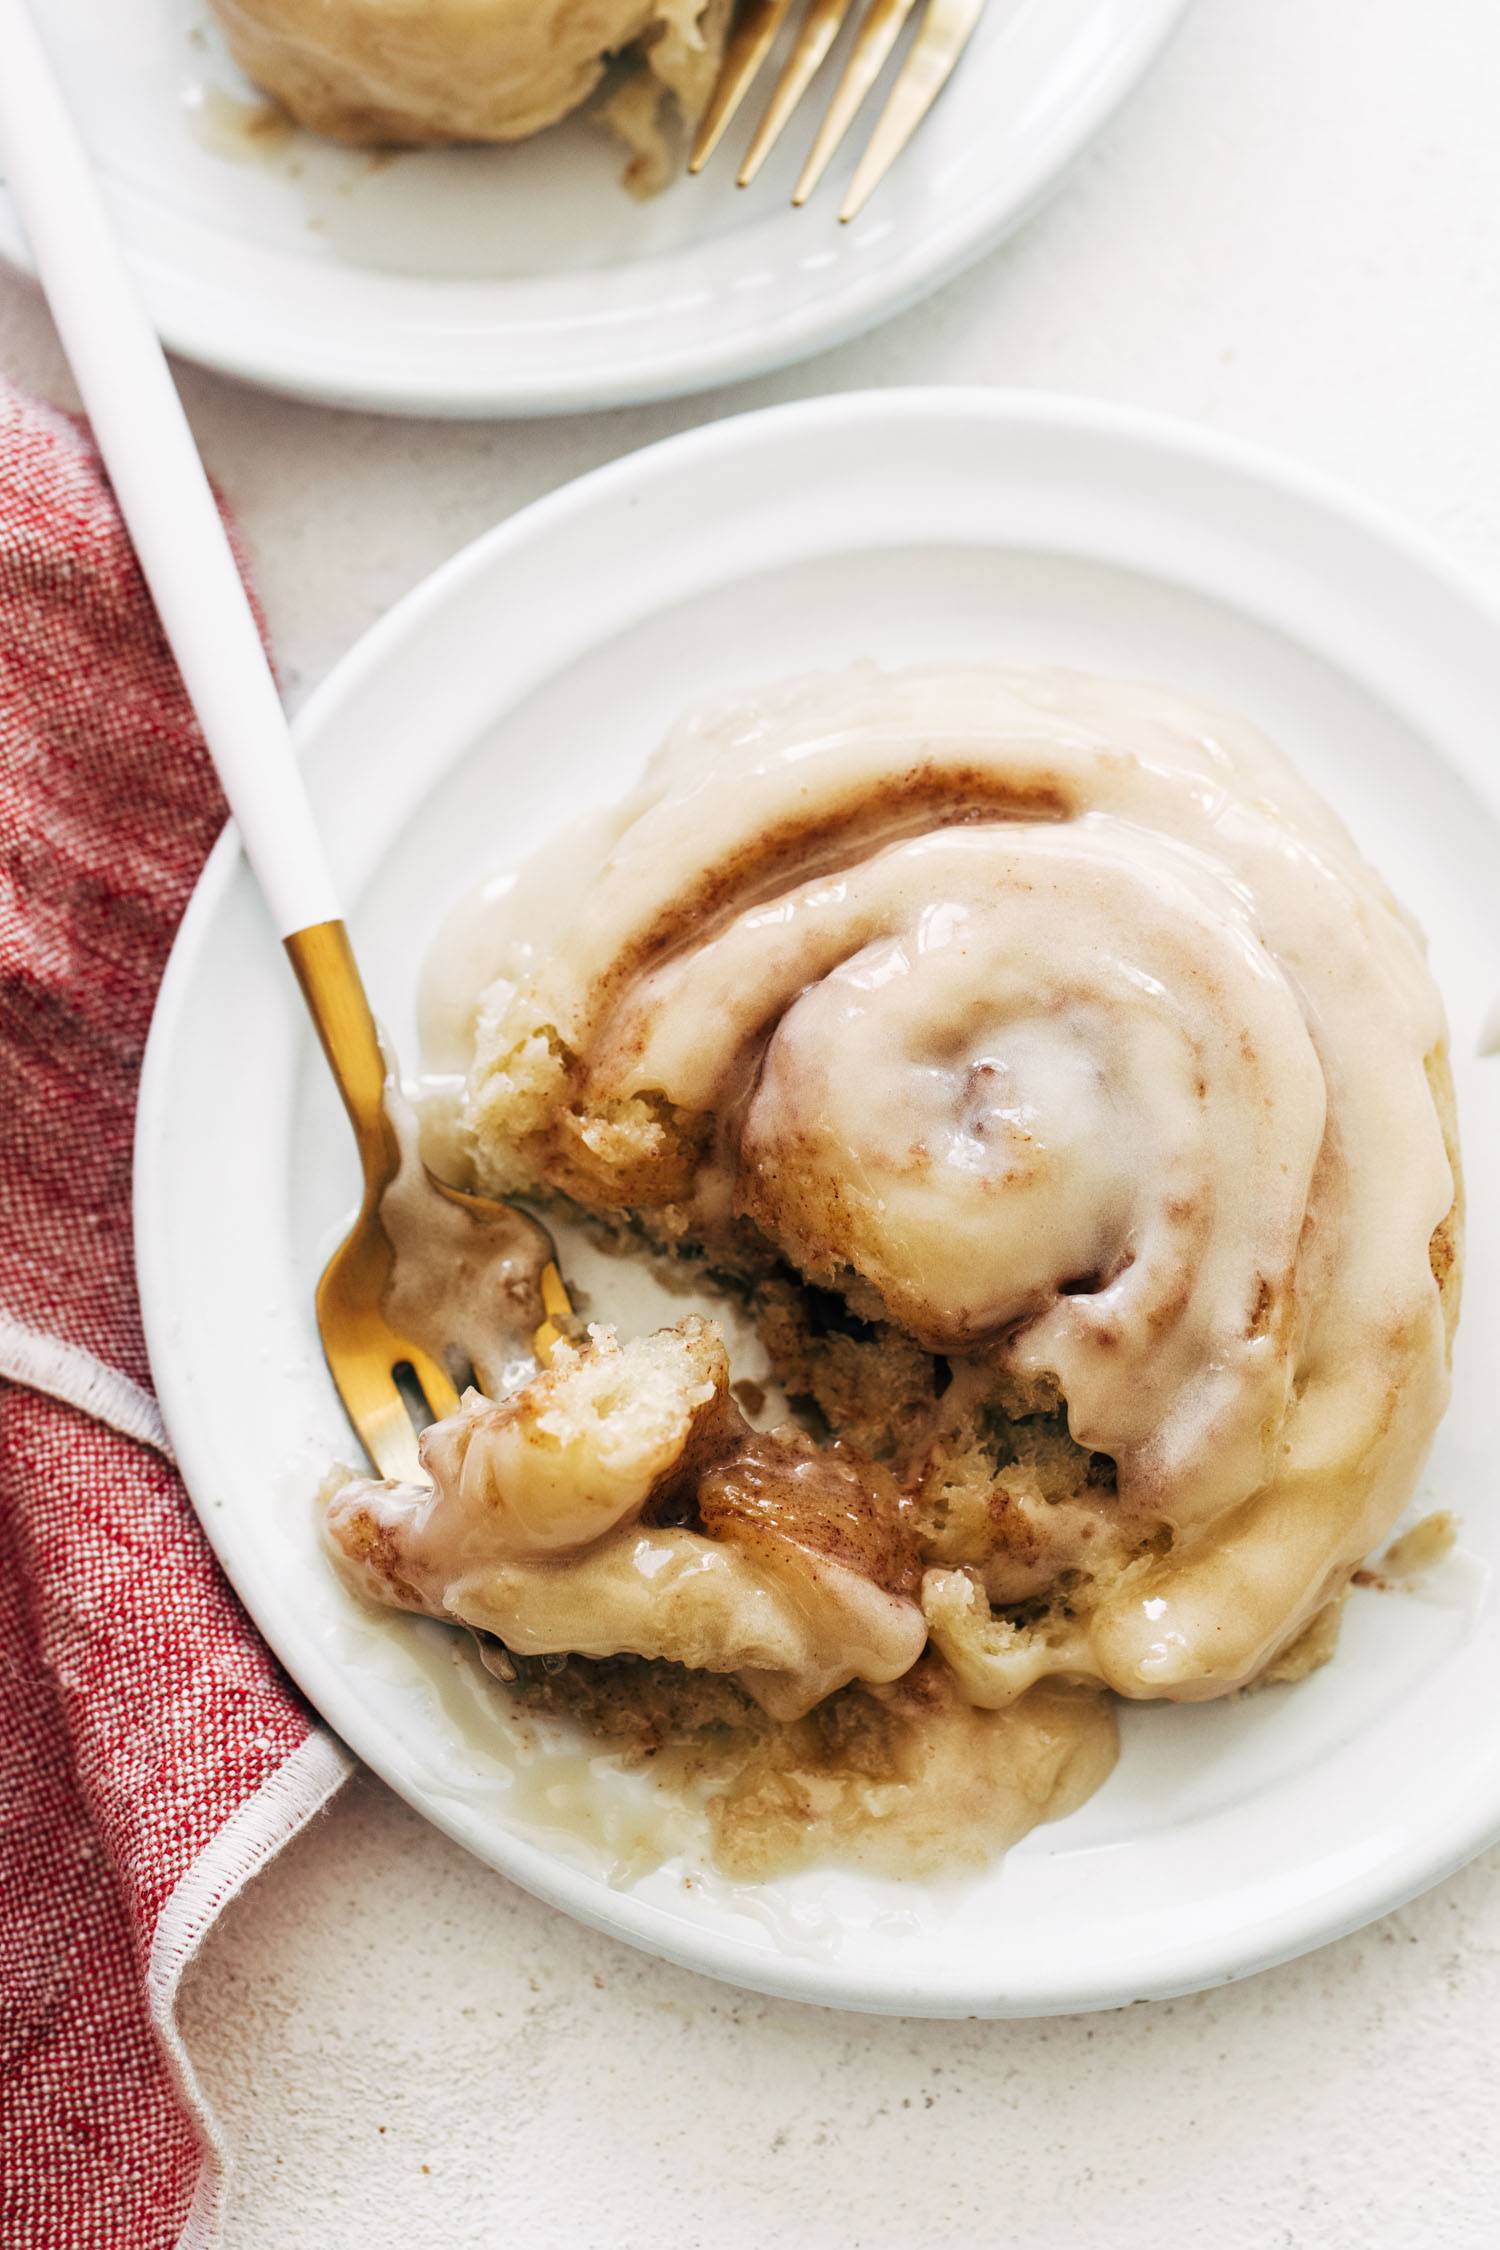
top-left (690, 0), bottom-right (987, 222)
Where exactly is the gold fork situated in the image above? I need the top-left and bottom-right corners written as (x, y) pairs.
top-left (0, 0), bottom-right (571, 1484)
top-left (690, 0), bottom-right (987, 221)
top-left (287, 923), bottom-right (573, 1482)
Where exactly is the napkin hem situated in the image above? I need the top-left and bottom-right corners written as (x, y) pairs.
top-left (0, 1311), bottom-right (172, 1455)
top-left (150, 1728), bottom-right (355, 2250)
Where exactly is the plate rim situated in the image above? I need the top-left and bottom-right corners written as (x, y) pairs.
top-left (137, 387), bottom-right (1500, 2015)
top-left (0, 0), bottom-right (1191, 415)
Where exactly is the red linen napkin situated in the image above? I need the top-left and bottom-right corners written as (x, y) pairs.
top-left (0, 380), bottom-right (349, 2250)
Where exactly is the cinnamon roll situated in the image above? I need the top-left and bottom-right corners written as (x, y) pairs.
top-left (324, 664), bottom-right (1461, 1870)
top-left (206, 0), bottom-right (727, 188)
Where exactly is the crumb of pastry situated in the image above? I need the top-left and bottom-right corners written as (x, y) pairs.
top-left (1256, 1595), bottom-right (1346, 1686)
top-left (1382, 1509), bottom-right (1458, 1577)
top-left (1354, 1508), bottom-right (1459, 1589)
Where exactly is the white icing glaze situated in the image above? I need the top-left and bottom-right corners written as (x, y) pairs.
top-left (378, 1084), bottom-right (547, 1401)
top-left (326, 1462), bottom-right (926, 1726)
top-left (462, 666), bottom-right (1458, 1702)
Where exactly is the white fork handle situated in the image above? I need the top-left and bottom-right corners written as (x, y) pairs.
top-left (0, 0), bottom-right (339, 939)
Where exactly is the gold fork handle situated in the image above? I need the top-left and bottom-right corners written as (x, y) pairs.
top-left (284, 920), bottom-right (396, 1196)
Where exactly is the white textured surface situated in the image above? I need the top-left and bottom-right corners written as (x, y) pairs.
top-left (5, 0), bottom-right (1500, 2239)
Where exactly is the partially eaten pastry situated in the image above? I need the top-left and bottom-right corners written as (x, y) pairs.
top-left (323, 665), bottom-right (1462, 1876)
top-left (328, 1318), bottom-right (927, 1720)
top-left (207, 0), bottom-right (728, 188)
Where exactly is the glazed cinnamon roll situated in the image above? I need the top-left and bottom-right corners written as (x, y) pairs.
top-left (324, 664), bottom-right (1460, 1869)
top-left (207, 0), bottom-right (727, 189)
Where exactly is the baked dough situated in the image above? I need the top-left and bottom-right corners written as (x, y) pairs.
top-left (208, 0), bottom-right (726, 151)
top-left (461, 665), bottom-right (1462, 1704)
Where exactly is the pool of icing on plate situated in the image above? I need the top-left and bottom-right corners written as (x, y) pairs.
top-left (320, 1570), bottom-right (946, 1954)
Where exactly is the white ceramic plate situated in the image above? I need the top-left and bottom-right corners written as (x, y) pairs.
top-left (0, 0), bottom-right (1187, 415)
top-left (138, 391), bottom-right (1500, 2016)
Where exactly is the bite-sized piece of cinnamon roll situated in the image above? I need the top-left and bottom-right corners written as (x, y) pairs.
top-left (323, 1319), bottom-right (927, 1720)
top-left (455, 665), bottom-right (1462, 1710)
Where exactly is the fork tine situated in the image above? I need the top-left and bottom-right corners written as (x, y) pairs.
top-left (530, 1258), bottom-right (574, 1367)
top-left (689, 0), bottom-right (797, 172)
top-left (838, 0), bottom-right (986, 221)
top-left (738, 0), bottom-right (857, 187)
top-left (318, 1232), bottom-right (462, 1478)
top-left (329, 1335), bottom-right (459, 1483)
top-left (406, 1342), bottom-right (461, 1423)
top-left (350, 1386), bottom-right (426, 1484)
top-left (791, 0), bottom-right (919, 207)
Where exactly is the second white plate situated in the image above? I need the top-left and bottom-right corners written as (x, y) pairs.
top-left (0, 0), bottom-right (1187, 414)
top-left (138, 391), bottom-right (1500, 2015)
